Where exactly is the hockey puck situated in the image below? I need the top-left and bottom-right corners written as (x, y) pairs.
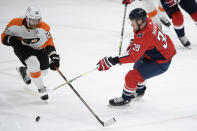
top-left (36, 116), bottom-right (40, 122)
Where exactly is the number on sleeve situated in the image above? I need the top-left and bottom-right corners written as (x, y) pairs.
top-left (132, 44), bottom-right (140, 51)
top-left (157, 31), bottom-right (167, 49)
top-left (45, 32), bottom-right (52, 39)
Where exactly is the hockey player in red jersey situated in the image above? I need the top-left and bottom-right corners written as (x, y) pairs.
top-left (160, 0), bottom-right (197, 47)
top-left (1, 6), bottom-right (60, 101)
top-left (97, 8), bottom-right (176, 106)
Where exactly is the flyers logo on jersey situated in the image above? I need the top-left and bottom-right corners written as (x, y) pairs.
top-left (23, 38), bottom-right (40, 45)
top-left (31, 39), bottom-right (38, 43)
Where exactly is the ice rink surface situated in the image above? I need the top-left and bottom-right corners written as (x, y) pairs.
top-left (0, 0), bottom-right (197, 131)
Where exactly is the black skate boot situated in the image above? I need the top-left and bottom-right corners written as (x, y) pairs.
top-left (160, 17), bottom-right (171, 27)
top-left (109, 88), bottom-right (136, 106)
top-left (136, 85), bottom-right (146, 97)
top-left (38, 87), bottom-right (48, 101)
top-left (16, 66), bottom-right (31, 84)
top-left (179, 36), bottom-right (191, 47)
top-left (109, 96), bottom-right (134, 106)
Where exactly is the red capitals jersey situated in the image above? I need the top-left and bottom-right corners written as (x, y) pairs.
top-left (119, 18), bottom-right (176, 64)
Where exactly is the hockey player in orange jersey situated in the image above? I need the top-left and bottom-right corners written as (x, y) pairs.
top-left (1, 6), bottom-right (60, 101)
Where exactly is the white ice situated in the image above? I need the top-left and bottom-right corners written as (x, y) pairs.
top-left (1, 0), bottom-right (197, 131)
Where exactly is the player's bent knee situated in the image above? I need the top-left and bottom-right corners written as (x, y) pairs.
top-left (41, 69), bottom-right (48, 77)
top-left (25, 56), bottom-right (40, 73)
top-left (171, 11), bottom-right (184, 27)
top-left (125, 69), bottom-right (144, 91)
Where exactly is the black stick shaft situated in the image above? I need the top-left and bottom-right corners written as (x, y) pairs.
top-left (56, 68), bottom-right (104, 126)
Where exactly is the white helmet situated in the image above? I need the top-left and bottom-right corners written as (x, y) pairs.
top-left (25, 6), bottom-right (42, 28)
top-left (26, 6), bottom-right (42, 20)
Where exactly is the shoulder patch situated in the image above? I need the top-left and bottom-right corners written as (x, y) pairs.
top-left (137, 33), bottom-right (144, 38)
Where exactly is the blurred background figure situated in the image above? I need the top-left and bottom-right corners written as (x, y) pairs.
top-left (161, 0), bottom-right (197, 47)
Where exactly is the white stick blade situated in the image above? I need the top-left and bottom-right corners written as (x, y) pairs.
top-left (103, 118), bottom-right (116, 127)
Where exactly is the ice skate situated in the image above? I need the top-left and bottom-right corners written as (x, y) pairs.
top-left (16, 66), bottom-right (31, 85)
top-left (178, 36), bottom-right (191, 47)
top-left (136, 85), bottom-right (146, 97)
top-left (160, 17), bottom-right (171, 27)
top-left (38, 87), bottom-right (49, 101)
top-left (109, 96), bottom-right (134, 106)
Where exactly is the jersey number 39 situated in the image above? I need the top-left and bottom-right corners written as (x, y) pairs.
top-left (157, 31), bottom-right (167, 49)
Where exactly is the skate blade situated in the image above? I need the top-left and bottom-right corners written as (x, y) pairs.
top-left (107, 103), bottom-right (130, 108)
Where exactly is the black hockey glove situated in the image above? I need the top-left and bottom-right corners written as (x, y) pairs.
top-left (49, 53), bottom-right (60, 71)
top-left (3, 35), bottom-right (23, 48)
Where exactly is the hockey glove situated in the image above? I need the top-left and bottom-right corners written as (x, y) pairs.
top-left (122, 0), bottom-right (132, 4)
top-left (163, 0), bottom-right (177, 8)
top-left (49, 53), bottom-right (60, 71)
top-left (2, 35), bottom-right (23, 48)
top-left (97, 57), bottom-right (120, 71)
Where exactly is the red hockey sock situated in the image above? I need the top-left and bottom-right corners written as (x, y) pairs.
top-left (171, 11), bottom-right (184, 28)
top-left (124, 69), bottom-right (144, 92)
top-left (190, 12), bottom-right (197, 23)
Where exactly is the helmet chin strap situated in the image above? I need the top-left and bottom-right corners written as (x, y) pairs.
top-left (135, 19), bottom-right (147, 33)
top-left (135, 19), bottom-right (141, 33)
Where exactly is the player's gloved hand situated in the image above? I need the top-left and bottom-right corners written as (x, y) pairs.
top-left (97, 57), bottom-right (119, 71)
top-left (3, 35), bottom-right (23, 48)
top-left (164, 0), bottom-right (177, 7)
top-left (49, 53), bottom-right (60, 71)
top-left (122, 0), bottom-right (132, 4)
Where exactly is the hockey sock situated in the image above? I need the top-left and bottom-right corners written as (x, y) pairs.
top-left (171, 11), bottom-right (185, 37)
top-left (190, 12), bottom-right (197, 24)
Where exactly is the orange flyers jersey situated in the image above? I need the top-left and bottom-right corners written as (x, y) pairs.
top-left (119, 18), bottom-right (176, 64)
top-left (1, 18), bottom-right (54, 50)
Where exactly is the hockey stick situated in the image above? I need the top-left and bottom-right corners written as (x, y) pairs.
top-left (119, 3), bottom-right (128, 56)
top-left (53, 67), bottom-right (97, 91)
top-left (56, 67), bottom-right (116, 127)
top-left (39, 67), bottom-right (97, 96)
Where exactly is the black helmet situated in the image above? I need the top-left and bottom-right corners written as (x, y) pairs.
top-left (129, 8), bottom-right (147, 33)
top-left (129, 8), bottom-right (147, 23)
